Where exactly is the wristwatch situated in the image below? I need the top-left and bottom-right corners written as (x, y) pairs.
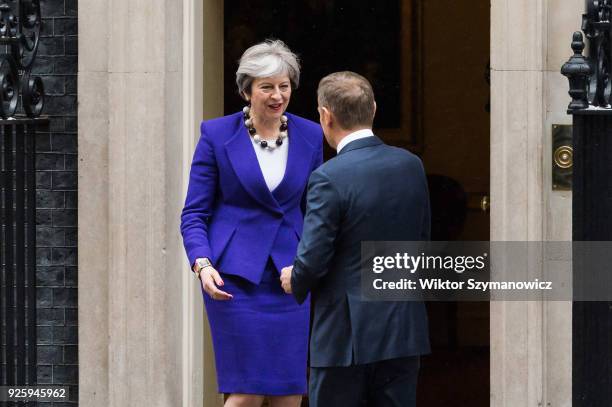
top-left (193, 257), bottom-right (212, 279)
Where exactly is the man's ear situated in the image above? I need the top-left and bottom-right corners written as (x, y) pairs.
top-left (320, 107), bottom-right (333, 128)
top-left (373, 101), bottom-right (377, 118)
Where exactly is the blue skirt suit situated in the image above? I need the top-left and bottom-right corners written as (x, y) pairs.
top-left (180, 111), bottom-right (324, 395)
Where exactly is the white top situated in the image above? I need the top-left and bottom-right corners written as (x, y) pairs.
top-left (337, 128), bottom-right (375, 153)
top-left (251, 135), bottom-right (289, 191)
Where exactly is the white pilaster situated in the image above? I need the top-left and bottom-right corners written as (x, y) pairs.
top-left (78, 0), bottom-right (206, 405)
top-left (490, 0), bottom-right (580, 405)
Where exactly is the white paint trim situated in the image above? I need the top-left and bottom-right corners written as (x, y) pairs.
top-left (200, 1), bottom-right (225, 405)
top-left (182, 0), bottom-right (204, 406)
top-left (75, 0), bottom-right (575, 405)
top-left (490, 0), bottom-right (574, 406)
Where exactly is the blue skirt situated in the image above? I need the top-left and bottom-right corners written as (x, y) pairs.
top-left (203, 260), bottom-right (310, 395)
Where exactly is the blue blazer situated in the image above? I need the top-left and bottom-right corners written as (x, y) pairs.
top-left (181, 111), bottom-right (324, 284)
top-left (291, 136), bottom-right (431, 367)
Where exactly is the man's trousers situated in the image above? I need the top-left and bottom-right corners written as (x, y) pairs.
top-left (309, 356), bottom-right (420, 407)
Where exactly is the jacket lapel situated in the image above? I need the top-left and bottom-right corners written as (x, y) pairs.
top-left (224, 121), bottom-right (282, 214)
top-left (272, 115), bottom-right (315, 205)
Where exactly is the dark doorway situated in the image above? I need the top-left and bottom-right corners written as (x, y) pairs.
top-left (224, 1), bottom-right (490, 405)
top-left (224, 1), bottom-right (402, 128)
top-left (416, 1), bottom-right (490, 406)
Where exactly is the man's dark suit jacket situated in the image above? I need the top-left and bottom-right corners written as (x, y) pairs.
top-left (291, 135), bottom-right (431, 368)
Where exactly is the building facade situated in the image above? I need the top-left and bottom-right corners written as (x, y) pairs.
top-left (75, 0), bottom-right (582, 406)
top-left (37, 0), bottom-right (78, 403)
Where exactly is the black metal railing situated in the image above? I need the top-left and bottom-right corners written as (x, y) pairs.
top-left (562, 1), bottom-right (612, 405)
top-left (562, 0), bottom-right (612, 112)
top-left (0, 1), bottom-right (46, 404)
top-left (1, 121), bottom-right (40, 401)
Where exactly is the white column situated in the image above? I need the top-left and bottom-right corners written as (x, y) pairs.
top-left (490, 0), bottom-right (580, 406)
top-left (78, 0), bottom-right (111, 404)
top-left (543, 2), bottom-right (583, 406)
top-left (78, 0), bottom-right (207, 405)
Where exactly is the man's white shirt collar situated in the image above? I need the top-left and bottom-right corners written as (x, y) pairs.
top-left (336, 129), bottom-right (375, 153)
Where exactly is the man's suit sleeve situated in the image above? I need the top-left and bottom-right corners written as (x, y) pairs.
top-left (292, 170), bottom-right (341, 304)
top-left (180, 122), bottom-right (218, 268)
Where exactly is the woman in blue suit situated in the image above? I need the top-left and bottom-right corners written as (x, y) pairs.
top-left (180, 40), bottom-right (323, 407)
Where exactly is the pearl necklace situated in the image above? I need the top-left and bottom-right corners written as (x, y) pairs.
top-left (243, 106), bottom-right (288, 150)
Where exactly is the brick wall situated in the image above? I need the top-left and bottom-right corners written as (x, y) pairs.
top-left (34, 0), bottom-right (78, 404)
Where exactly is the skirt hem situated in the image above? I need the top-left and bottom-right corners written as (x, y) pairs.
top-left (218, 381), bottom-right (306, 396)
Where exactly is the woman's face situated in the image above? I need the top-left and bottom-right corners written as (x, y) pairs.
top-left (247, 75), bottom-right (292, 123)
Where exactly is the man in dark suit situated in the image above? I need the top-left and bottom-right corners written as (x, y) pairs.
top-left (280, 71), bottom-right (431, 407)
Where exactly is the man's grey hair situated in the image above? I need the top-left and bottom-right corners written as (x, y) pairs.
top-left (317, 71), bottom-right (376, 130)
top-left (236, 39), bottom-right (300, 97)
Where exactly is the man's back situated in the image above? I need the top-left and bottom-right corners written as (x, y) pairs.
top-left (293, 136), bottom-right (431, 367)
top-left (318, 136), bottom-right (430, 272)
top-left (284, 71), bottom-right (428, 406)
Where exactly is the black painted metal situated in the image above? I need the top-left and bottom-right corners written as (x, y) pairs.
top-left (561, 32), bottom-right (591, 111)
top-left (25, 123), bottom-right (35, 391)
top-left (0, 2), bottom-right (46, 398)
top-left (563, 2), bottom-right (612, 405)
top-left (3, 125), bottom-right (14, 391)
top-left (572, 112), bottom-right (612, 405)
top-left (15, 124), bottom-right (25, 392)
top-left (0, 119), bottom-right (45, 407)
top-left (0, 126), bottom-right (2, 389)
top-left (582, 0), bottom-right (612, 107)
top-left (0, 0), bottom-right (44, 119)
top-left (0, 125), bottom-right (3, 390)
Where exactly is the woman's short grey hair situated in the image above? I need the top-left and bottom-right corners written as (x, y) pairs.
top-left (236, 39), bottom-right (300, 97)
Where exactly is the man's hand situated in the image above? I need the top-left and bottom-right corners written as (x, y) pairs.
top-left (280, 265), bottom-right (293, 294)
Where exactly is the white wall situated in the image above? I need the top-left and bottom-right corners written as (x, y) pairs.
top-left (78, 0), bottom-right (583, 405)
top-left (490, 0), bottom-right (581, 406)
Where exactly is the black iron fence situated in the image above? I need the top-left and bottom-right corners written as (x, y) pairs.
top-left (1, 120), bottom-right (43, 403)
top-left (562, 0), bottom-right (612, 405)
top-left (0, 1), bottom-right (46, 405)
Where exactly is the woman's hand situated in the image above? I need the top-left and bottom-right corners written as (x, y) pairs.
top-left (199, 266), bottom-right (233, 300)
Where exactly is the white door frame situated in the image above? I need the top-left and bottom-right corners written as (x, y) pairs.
top-left (490, 0), bottom-right (577, 406)
top-left (183, 0), bottom-right (224, 406)
top-left (188, 0), bottom-right (576, 406)
top-left (78, 0), bottom-right (577, 406)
